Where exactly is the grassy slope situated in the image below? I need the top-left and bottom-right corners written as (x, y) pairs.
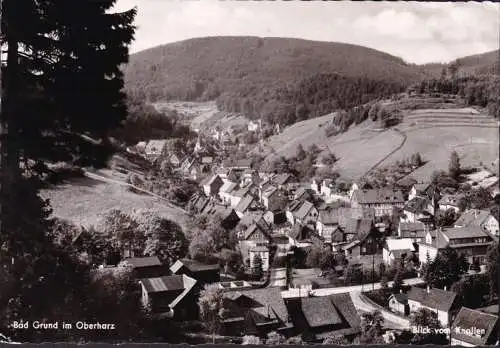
top-left (255, 100), bottom-right (498, 181)
top-left (40, 170), bottom-right (191, 231)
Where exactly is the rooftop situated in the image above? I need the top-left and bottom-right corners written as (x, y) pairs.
top-left (120, 256), bottom-right (162, 268)
top-left (407, 287), bottom-right (457, 312)
top-left (385, 238), bottom-right (415, 252)
top-left (451, 307), bottom-right (498, 346)
top-left (353, 188), bottom-right (404, 204)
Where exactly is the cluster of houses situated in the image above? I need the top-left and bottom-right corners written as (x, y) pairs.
top-left (123, 136), bottom-right (499, 345)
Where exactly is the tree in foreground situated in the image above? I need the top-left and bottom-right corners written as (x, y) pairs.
top-left (359, 310), bottom-right (385, 344)
top-left (423, 246), bottom-right (468, 289)
top-left (198, 284), bottom-right (228, 344)
top-left (409, 308), bottom-right (448, 344)
top-left (485, 242), bottom-right (499, 301)
top-left (0, 0), bottom-right (137, 342)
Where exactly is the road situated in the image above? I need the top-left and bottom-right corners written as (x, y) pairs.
top-left (281, 277), bottom-right (425, 298)
top-left (350, 291), bottom-right (409, 330)
top-left (281, 277), bottom-right (425, 330)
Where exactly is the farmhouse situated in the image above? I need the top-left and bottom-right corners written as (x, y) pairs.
top-left (139, 274), bottom-right (199, 320)
top-left (418, 227), bottom-right (494, 266)
top-left (407, 286), bottom-right (459, 327)
top-left (221, 287), bottom-right (293, 337)
top-left (450, 307), bottom-right (499, 346)
top-left (219, 181), bottom-right (239, 204)
top-left (284, 293), bottom-right (361, 340)
top-left (235, 195), bottom-right (257, 217)
top-left (118, 256), bottom-right (169, 279)
top-left (316, 209), bottom-right (341, 241)
top-left (383, 238), bottom-right (416, 265)
top-left (351, 188), bottom-right (405, 217)
top-left (454, 209), bottom-right (499, 238)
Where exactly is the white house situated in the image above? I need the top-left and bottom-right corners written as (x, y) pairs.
top-left (219, 181), bottom-right (239, 205)
top-left (203, 175), bottom-right (224, 197)
top-left (383, 238), bottom-right (415, 265)
top-left (407, 286), bottom-right (459, 328)
top-left (144, 139), bottom-right (168, 161)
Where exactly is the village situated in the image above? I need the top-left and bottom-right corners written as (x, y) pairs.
top-left (95, 119), bottom-right (500, 345)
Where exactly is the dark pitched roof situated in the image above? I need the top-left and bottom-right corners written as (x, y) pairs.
top-left (301, 297), bottom-right (342, 328)
top-left (407, 287), bottom-right (457, 312)
top-left (354, 189), bottom-right (404, 204)
top-left (170, 259), bottom-right (220, 274)
top-left (389, 293), bottom-right (408, 305)
top-left (345, 218), bottom-right (375, 241)
top-left (244, 221), bottom-right (271, 240)
top-left (121, 256), bottom-right (162, 268)
top-left (288, 200), bottom-right (302, 212)
top-left (223, 287), bottom-right (289, 324)
top-left (289, 224), bottom-right (318, 242)
top-left (286, 293), bottom-right (361, 336)
top-left (451, 307), bottom-right (498, 346)
top-left (140, 274), bottom-right (196, 293)
top-left (404, 197), bottom-right (431, 214)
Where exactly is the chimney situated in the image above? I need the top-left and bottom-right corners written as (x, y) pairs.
top-left (427, 285), bottom-right (430, 293)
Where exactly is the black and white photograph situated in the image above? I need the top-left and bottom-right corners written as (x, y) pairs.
top-left (0, 0), bottom-right (499, 345)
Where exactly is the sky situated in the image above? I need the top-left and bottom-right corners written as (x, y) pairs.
top-left (112, 0), bottom-right (500, 65)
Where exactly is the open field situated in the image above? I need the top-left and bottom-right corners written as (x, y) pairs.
top-left (40, 171), bottom-right (192, 230)
top-left (378, 108), bottom-right (499, 181)
top-left (254, 104), bottom-right (498, 182)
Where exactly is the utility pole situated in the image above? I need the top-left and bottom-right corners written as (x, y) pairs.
top-left (372, 252), bottom-right (375, 291)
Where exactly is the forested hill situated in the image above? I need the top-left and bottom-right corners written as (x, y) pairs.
top-left (453, 49), bottom-right (499, 76)
top-left (123, 36), bottom-right (431, 126)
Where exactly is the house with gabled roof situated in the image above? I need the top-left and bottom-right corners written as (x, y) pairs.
top-left (169, 153), bottom-right (182, 167)
top-left (261, 185), bottom-right (286, 211)
top-left (188, 194), bottom-right (210, 214)
top-left (294, 187), bottom-right (315, 202)
top-left (438, 194), bottom-right (464, 213)
top-left (398, 221), bottom-right (427, 243)
top-left (286, 200), bottom-right (318, 226)
top-left (284, 293), bottom-right (361, 341)
top-left (454, 209), bottom-right (499, 238)
top-left (139, 274), bottom-right (198, 320)
top-left (341, 218), bottom-right (381, 257)
top-left (219, 181), bottom-right (239, 205)
top-left (351, 188), bottom-right (405, 217)
top-left (401, 196), bottom-right (435, 224)
top-left (118, 256), bottom-right (169, 279)
top-left (316, 209), bottom-right (344, 244)
top-left (203, 174), bottom-right (224, 197)
top-left (383, 238), bottom-right (415, 265)
top-left (170, 259), bottom-right (220, 286)
top-left (235, 195), bottom-right (257, 218)
top-left (289, 224), bottom-right (324, 249)
top-left (418, 227), bottom-right (494, 266)
top-left (450, 307), bottom-right (499, 346)
top-left (221, 287), bottom-right (293, 337)
top-left (407, 286), bottom-right (460, 327)
top-left (408, 182), bottom-right (440, 202)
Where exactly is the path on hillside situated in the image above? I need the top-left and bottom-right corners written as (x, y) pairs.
top-left (360, 128), bottom-right (407, 179)
top-left (83, 170), bottom-right (190, 215)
